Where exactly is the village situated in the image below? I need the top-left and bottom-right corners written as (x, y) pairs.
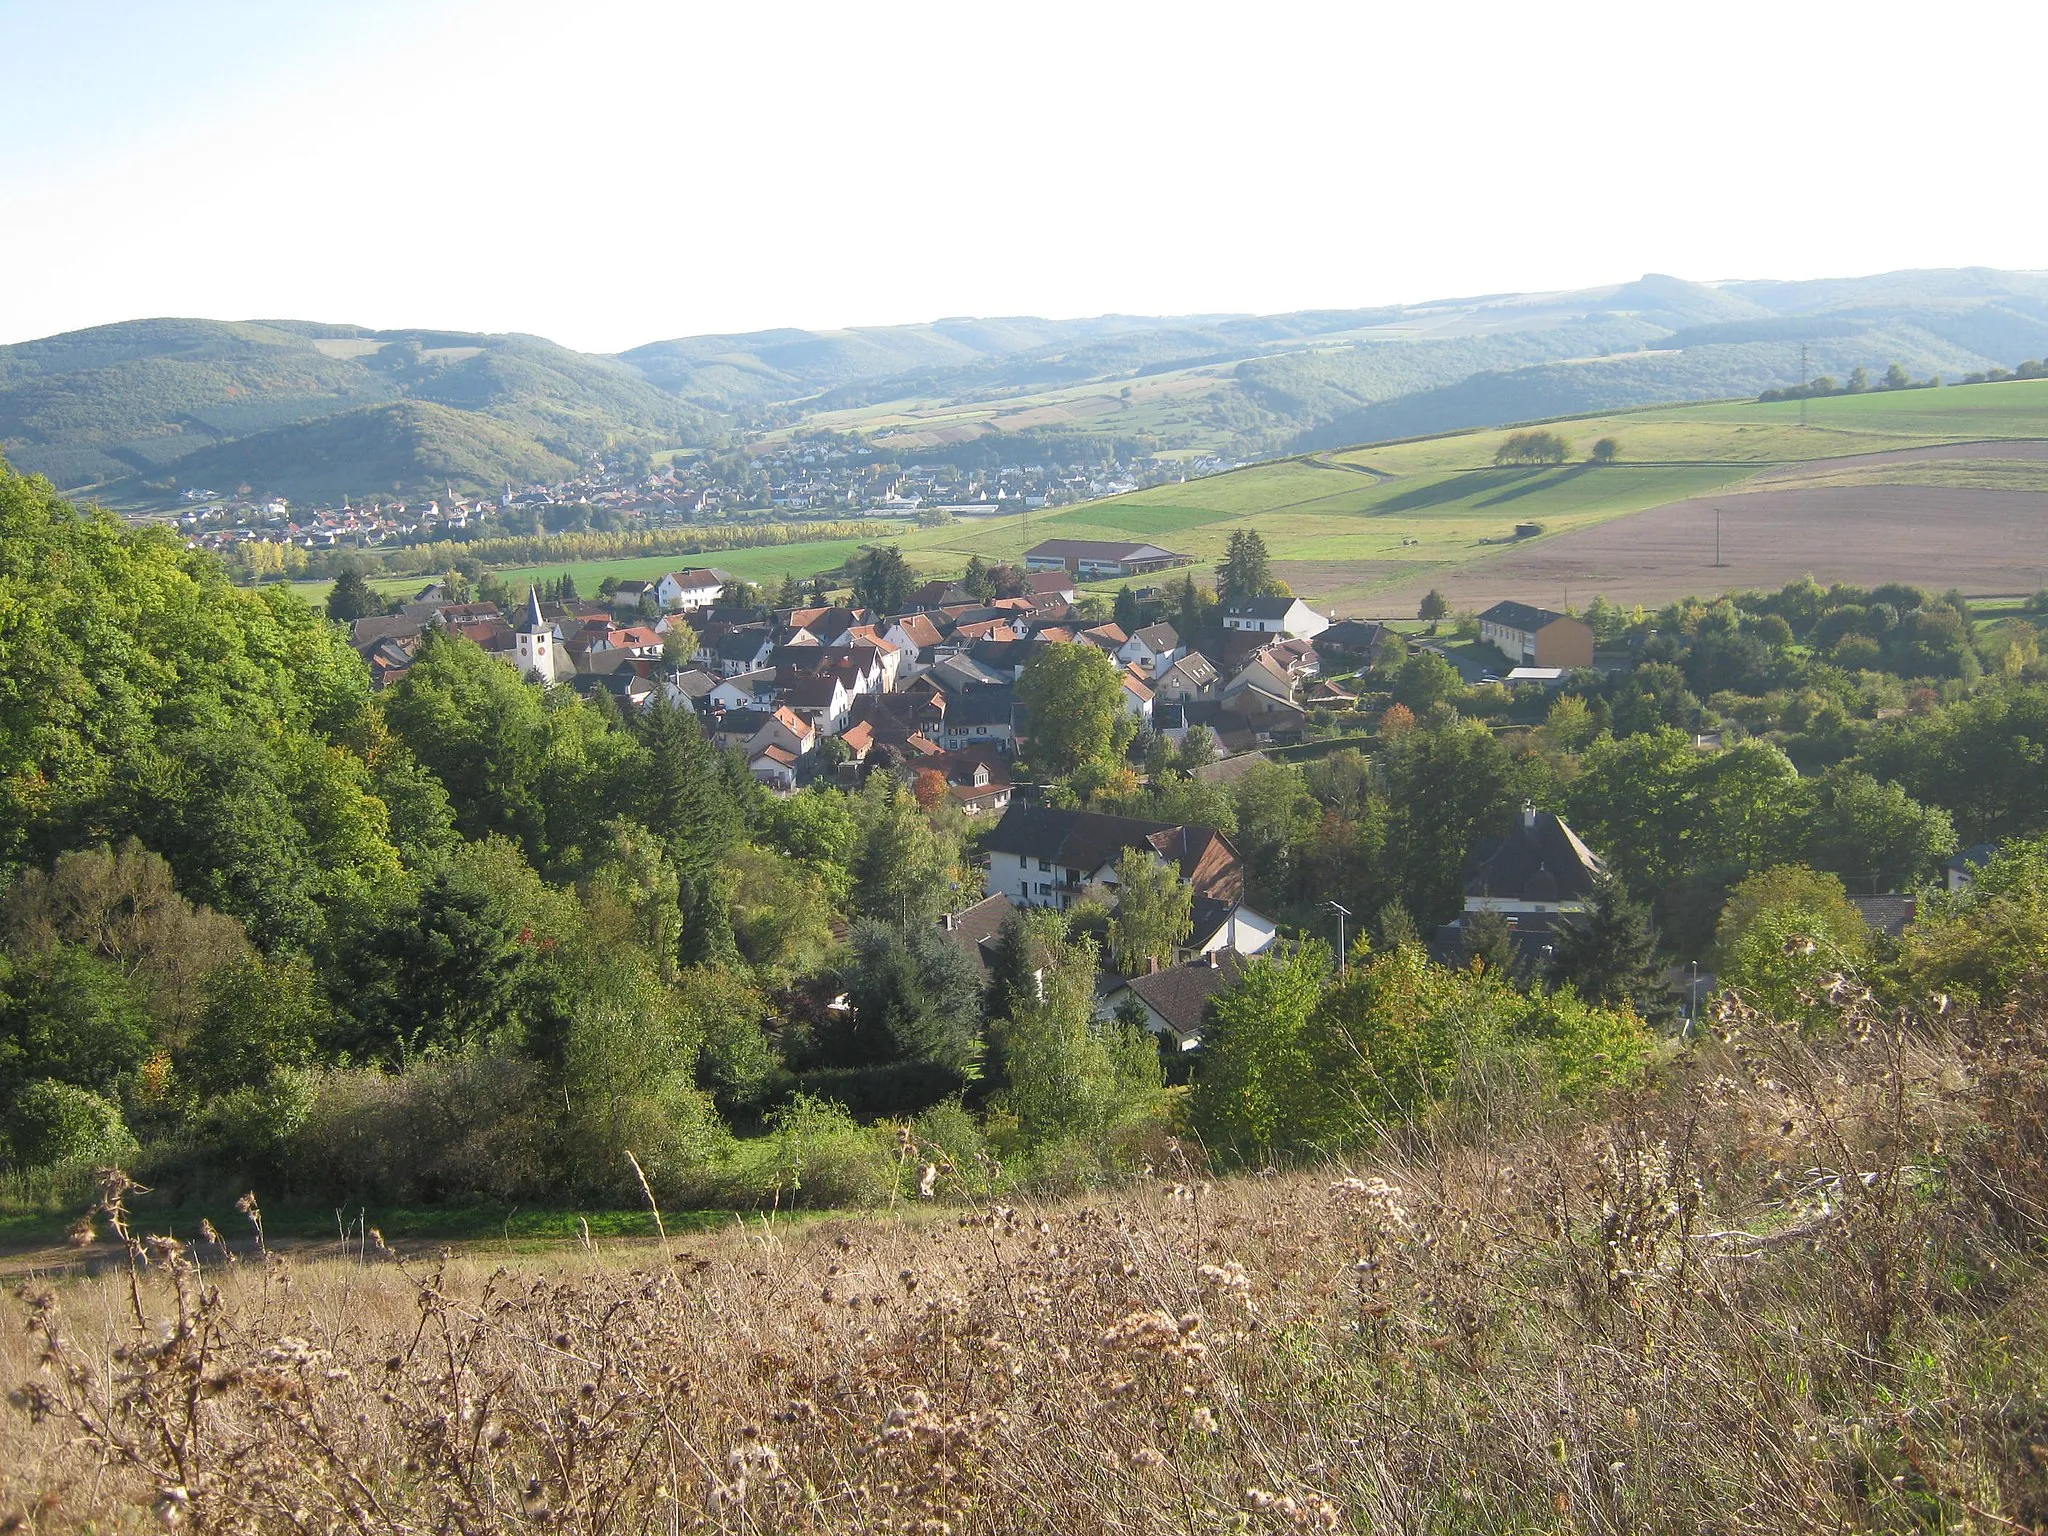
top-left (341, 534), bottom-right (1730, 1040)
top-left (166, 438), bottom-right (1231, 560)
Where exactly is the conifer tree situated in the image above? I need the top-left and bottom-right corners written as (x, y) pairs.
top-left (1547, 874), bottom-right (1675, 1024)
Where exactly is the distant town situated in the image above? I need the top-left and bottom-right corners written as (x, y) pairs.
top-left (159, 438), bottom-right (1244, 562)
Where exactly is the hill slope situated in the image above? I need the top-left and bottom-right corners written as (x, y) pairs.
top-left (12, 267), bottom-right (2048, 504)
top-left (159, 400), bottom-right (580, 502)
top-left (703, 269), bottom-right (2048, 459)
top-left (0, 319), bottom-right (709, 496)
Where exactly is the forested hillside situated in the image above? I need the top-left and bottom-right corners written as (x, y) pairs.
top-left (0, 319), bottom-right (709, 496)
top-left (11, 268), bottom-right (2048, 505)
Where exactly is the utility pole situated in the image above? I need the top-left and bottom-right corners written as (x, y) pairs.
top-left (1714, 507), bottom-right (1724, 568)
top-left (1798, 343), bottom-right (1810, 429)
top-left (1323, 900), bottom-right (1353, 977)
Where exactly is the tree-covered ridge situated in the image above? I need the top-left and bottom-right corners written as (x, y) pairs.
top-left (0, 320), bottom-right (709, 494)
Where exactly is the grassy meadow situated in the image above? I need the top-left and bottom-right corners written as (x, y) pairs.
top-left (288, 379), bottom-right (2048, 614)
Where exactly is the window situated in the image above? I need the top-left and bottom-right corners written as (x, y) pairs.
top-left (1039, 859), bottom-right (1052, 872)
top-left (1019, 854), bottom-right (1028, 868)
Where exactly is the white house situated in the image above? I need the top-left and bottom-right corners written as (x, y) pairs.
top-left (657, 568), bottom-right (726, 612)
top-left (1221, 597), bottom-right (1329, 641)
top-left (1098, 951), bottom-right (1250, 1052)
top-left (1121, 668), bottom-right (1155, 722)
top-left (1117, 621), bottom-right (1182, 674)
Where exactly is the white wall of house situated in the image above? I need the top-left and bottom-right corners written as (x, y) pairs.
top-left (1194, 906), bottom-right (1278, 957)
top-left (657, 573), bottom-right (723, 610)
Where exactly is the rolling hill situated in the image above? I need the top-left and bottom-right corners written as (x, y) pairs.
top-left (296, 377), bottom-right (2048, 618)
top-left (0, 319), bottom-right (709, 498)
top-left (10, 267), bottom-right (2048, 506)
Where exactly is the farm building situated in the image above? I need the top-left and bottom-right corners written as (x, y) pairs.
top-left (1477, 601), bottom-right (1594, 670)
top-left (1023, 539), bottom-right (1190, 579)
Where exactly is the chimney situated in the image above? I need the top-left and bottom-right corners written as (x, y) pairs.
top-left (1206, 948), bottom-right (1219, 969)
top-left (1521, 802), bottom-right (1537, 832)
top-left (941, 911), bottom-right (955, 931)
top-left (1148, 956), bottom-right (1159, 974)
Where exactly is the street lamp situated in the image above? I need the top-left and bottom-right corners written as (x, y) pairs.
top-left (1323, 900), bottom-right (1353, 977)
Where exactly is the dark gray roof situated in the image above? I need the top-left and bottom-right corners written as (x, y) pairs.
top-left (1850, 894), bottom-right (1919, 938)
top-left (1026, 539), bottom-right (1183, 563)
top-left (709, 628), bottom-right (771, 661)
top-left (1945, 842), bottom-right (2000, 873)
top-left (1223, 597), bottom-right (1302, 620)
top-left (1318, 619), bottom-right (1389, 653)
top-left (939, 892), bottom-right (1016, 979)
top-left (1130, 621), bottom-right (1180, 649)
top-left (1117, 952), bottom-right (1249, 1038)
top-left (945, 689), bottom-right (1017, 728)
top-left (1478, 601), bottom-right (1574, 633)
top-left (1463, 810), bottom-right (1606, 903)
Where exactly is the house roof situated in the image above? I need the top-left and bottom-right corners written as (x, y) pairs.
top-left (709, 628), bottom-right (770, 661)
top-left (1116, 951), bottom-right (1249, 1038)
top-left (1192, 749), bottom-right (1270, 785)
top-left (786, 675), bottom-right (848, 709)
top-left (1025, 569), bottom-right (1077, 594)
top-left (670, 668), bottom-right (719, 698)
top-left (1223, 597), bottom-right (1303, 620)
top-left (1946, 841), bottom-right (2000, 873)
top-left (1479, 600), bottom-right (1576, 633)
top-left (981, 809), bottom-right (1240, 897)
top-left (1850, 894), bottom-right (1919, 938)
top-left (944, 689), bottom-right (1017, 728)
top-left (888, 613), bottom-right (945, 649)
top-left (1161, 653), bottom-right (1218, 685)
top-left (1464, 810), bottom-right (1606, 903)
top-left (1129, 621), bottom-right (1180, 650)
top-left (1025, 538), bottom-right (1184, 564)
top-left (938, 892), bottom-right (1017, 979)
top-left (1318, 618), bottom-right (1388, 653)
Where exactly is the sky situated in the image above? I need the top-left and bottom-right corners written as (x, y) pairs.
top-left (3, 0), bottom-right (2044, 353)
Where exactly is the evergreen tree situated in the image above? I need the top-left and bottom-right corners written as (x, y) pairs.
top-left (1460, 909), bottom-right (1521, 978)
top-left (852, 545), bottom-right (915, 615)
top-left (1374, 899), bottom-right (1421, 950)
top-left (962, 556), bottom-right (997, 604)
top-left (983, 911), bottom-right (1041, 1024)
top-left (1217, 530), bottom-right (1272, 606)
top-left (326, 569), bottom-right (377, 623)
top-left (636, 694), bottom-right (738, 888)
top-left (1113, 585), bottom-right (1141, 632)
top-left (1547, 874), bottom-right (1675, 1024)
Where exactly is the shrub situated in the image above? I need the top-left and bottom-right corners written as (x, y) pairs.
top-left (285, 1052), bottom-right (555, 1204)
top-left (5, 1079), bottom-right (134, 1170)
top-left (1519, 987), bottom-right (1651, 1098)
top-left (747, 1095), bottom-right (900, 1208)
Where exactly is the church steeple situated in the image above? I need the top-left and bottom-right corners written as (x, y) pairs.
top-left (523, 586), bottom-right (547, 634)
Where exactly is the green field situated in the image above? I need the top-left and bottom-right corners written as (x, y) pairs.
top-left (290, 380), bottom-right (2048, 615)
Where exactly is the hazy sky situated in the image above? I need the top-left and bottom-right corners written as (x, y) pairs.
top-left (4, 0), bottom-right (2043, 352)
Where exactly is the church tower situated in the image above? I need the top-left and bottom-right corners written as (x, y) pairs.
top-left (514, 587), bottom-right (555, 682)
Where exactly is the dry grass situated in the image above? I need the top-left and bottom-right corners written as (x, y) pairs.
top-left (5, 990), bottom-right (2047, 1534)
